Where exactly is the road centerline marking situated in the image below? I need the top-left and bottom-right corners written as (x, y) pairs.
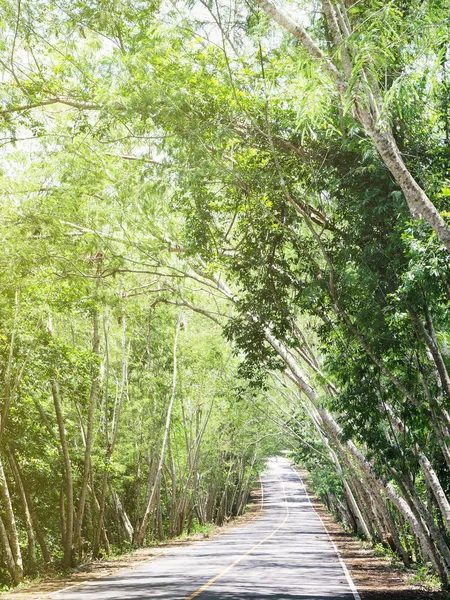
top-left (185, 475), bottom-right (289, 600)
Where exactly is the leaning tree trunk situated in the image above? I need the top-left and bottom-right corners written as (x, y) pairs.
top-left (416, 450), bottom-right (450, 533)
top-left (252, 0), bottom-right (450, 254)
top-left (267, 331), bottom-right (444, 578)
top-left (134, 316), bottom-right (181, 547)
top-left (5, 450), bottom-right (36, 566)
top-left (51, 377), bottom-right (74, 568)
top-left (0, 516), bottom-right (20, 585)
top-left (0, 291), bottom-right (19, 446)
top-left (111, 490), bottom-right (133, 543)
top-left (0, 456), bottom-right (23, 584)
top-left (93, 311), bottom-right (127, 557)
top-left (398, 472), bottom-right (450, 570)
top-left (302, 398), bottom-right (373, 540)
top-left (73, 262), bottom-right (102, 559)
top-left (7, 451), bottom-right (50, 563)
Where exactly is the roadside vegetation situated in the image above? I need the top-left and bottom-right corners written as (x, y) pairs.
top-left (1, 0), bottom-right (450, 591)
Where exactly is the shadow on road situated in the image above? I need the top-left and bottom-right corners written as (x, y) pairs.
top-left (191, 592), bottom-right (449, 599)
top-left (359, 592), bottom-right (449, 600)
top-left (65, 585), bottom-right (450, 600)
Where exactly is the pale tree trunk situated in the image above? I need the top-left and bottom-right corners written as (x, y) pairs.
top-left (409, 304), bottom-right (450, 400)
top-left (5, 450), bottom-right (36, 565)
top-left (417, 450), bottom-right (450, 533)
top-left (88, 482), bottom-right (110, 555)
top-left (206, 479), bottom-right (217, 522)
top-left (267, 332), bottom-right (444, 577)
top-left (0, 516), bottom-right (19, 584)
top-left (0, 291), bottom-right (19, 445)
top-left (111, 490), bottom-right (133, 543)
top-left (135, 316), bottom-right (182, 547)
top-left (229, 458), bottom-right (242, 517)
top-left (0, 456), bottom-right (23, 584)
top-left (93, 312), bottom-right (112, 557)
top-left (93, 311), bottom-right (127, 557)
top-left (194, 269), bottom-right (439, 571)
top-left (171, 451), bottom-right (181, 536)
top-left (217, 460), bottom-right (234, 525)
top-left (156, 486), bottom-right (164, 541)
top-left (348, 472), bottom-right (379, 539)
top-left (73, 262), bottom-right (102, 558)
top-left (51, 377), bottom-right (74, 568)
top-left (7, 451), bottom-right (50, 563)
top-left (60, 488), bottom-right (66, 549)
top-left (48, 310), bottom-right (75, 568)
top-left (295, 389), bottom-right (372, 539)
top-left (397, 473), bottom-right (450, 569)
top-left (237, 450), bottom-right (257, 515)
top-left (252, 0), bottom-right (450, 253)
top-left (175, 399), bottom-right (213, 534)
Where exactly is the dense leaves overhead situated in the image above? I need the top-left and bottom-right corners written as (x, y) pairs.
top-left (1, 0), bottom-right (450, 590)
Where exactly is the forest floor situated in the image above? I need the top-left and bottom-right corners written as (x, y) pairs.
top-left (296, 467), bottom-right (450, 600)
top-left (3, 472), bottom-right (450, 599)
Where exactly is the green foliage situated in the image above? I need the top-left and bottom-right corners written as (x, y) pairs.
top-left (1, 0), bottom-right (450, 587)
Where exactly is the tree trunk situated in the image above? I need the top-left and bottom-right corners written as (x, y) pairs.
top-left (5, 450), bottom-right (36, 565)
top-left (73, 264), bottom-right (101, 558)
top-left (0, 516), bottom-right (20, 585)
top-left (409, 305), bottom-right (450, 400)
top-left (0, 456), bottom-right (23, 584)
top-left (94, 311), bottom-right (126, 557)
top-left (206, 272), bottom-right (427, 570)
top-left (0, 291), bottom-right (19, 446)
top-left (51, 377), bottom-right (74, 568)
top-left (417, 450), bottom-right (450, 533)
top-left (135, 316), bottom-right (181, 546)
top-left (252, 0), bottom-right (450, 253)
top-left (111, 490), bottom-right (133, 543)
top-left (8, 451), bottom-right (50, 563)
top-left (268, 332), bottom-right (438, 573)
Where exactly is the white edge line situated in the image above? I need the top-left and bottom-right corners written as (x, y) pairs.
top-left (290, 464), bottom-right (362, 600)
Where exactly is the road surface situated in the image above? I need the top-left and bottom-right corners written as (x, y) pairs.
top-left (52, 457), bottom-right (360, 599)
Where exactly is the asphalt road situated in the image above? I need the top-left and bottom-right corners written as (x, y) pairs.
top-left (52, 457), bottom-right (360, 600)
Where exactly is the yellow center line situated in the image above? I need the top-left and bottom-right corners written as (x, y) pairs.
top-left (185, 476), bottom-right (290, 600)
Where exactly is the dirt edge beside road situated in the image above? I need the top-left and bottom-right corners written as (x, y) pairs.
top-left (2, 485), bottom-right (263, 600)
top-left (295, 467), bottom-right (449, 600)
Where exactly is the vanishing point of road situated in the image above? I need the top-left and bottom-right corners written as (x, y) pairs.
top-left (52, 457), bottom-right (361, 600)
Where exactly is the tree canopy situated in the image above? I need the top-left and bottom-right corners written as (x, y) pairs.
top-left (1, 0), bottom-right (450, 590)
